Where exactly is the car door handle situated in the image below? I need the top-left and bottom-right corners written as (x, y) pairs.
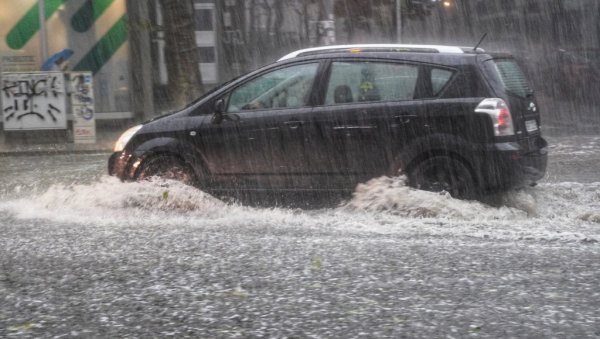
top-left (332, 125), bottom-right (377, 130)
top-left (284, 120), bottom-right (304, 129)
top-left (393, 114), bottom-right (417, 124)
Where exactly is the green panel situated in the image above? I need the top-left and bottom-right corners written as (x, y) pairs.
top-left (73, 15), bottom-right (128, 75)
top-left (71, 0), bottom-right (116, 33)
top-left (6, 0), bottom-right (66, 50)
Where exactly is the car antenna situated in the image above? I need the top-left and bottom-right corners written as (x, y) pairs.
top-left (473, 33), bottom-right (488, 52)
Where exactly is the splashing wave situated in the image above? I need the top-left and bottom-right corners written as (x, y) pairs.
top-left (0, 176), bottom-right (599, 243)
top-left (343, 176), bottom-right (529, 219)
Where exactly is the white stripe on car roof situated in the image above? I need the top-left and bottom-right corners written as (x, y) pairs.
top-left (278, 44), bottom-right (466, 61)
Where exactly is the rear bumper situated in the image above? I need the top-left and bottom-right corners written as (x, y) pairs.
top-left (478, 136), bottom-right (548, 191)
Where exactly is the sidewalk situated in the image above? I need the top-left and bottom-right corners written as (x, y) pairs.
top-left (0, 127), bottom-right (125, 156)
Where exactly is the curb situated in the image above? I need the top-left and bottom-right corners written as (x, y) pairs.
top-left (0, 146), bottom-right (112, 156)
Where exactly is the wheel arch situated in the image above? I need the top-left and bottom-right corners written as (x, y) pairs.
top-left (126, 137), bottom-right (209, 181)
top-left (404, 150), bottom-right (479, 189)
top-left (390, 134), bottom-right (482, 188)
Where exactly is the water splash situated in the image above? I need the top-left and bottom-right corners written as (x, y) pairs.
top-left (343, 176), bottom-right (528, 220)
top-left (0, 177), bottom-right (229, 225)
top-left (0, 175), bottom-right (599, 243)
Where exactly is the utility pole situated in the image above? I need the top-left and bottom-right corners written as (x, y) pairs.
top-left (38, 0), bottom-right (49, 62)
top-left (318, 0), bottom-right (335, 45)
top-left (396, 0), bottom-right (402, 43)
top-left (216, 0), bottom-right (246, 82)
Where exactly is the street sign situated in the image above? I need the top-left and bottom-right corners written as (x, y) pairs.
top-left (70, 71), bottom-right (96, 144)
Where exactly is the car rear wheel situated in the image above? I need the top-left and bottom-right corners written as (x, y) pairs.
top-left (407, 156), bottom-right (476, 199)
top-left (137, 156), bottom-right (196, 186)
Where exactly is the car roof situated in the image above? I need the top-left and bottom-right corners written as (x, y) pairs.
top-left (278, 44), bottom-right (486, 61)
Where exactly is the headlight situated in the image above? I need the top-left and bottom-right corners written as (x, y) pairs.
top-left (114, 124), bottom-right (143, 152)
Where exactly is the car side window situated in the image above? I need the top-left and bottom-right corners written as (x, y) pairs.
top-left (324, 61), bottom-right (419, 105)
top-left (431, 68), bottom-right (454, 96)
top-left (227, 63), bottom-right (319, 113)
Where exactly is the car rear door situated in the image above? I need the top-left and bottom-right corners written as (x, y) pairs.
top-left (309, 59), bottom-right (423, 187)
top-left (482, 57), bottom-right (543, 149)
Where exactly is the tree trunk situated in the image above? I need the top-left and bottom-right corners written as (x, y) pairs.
top-left (159, 0), bottom-right (203, 110)
top-left (126, 0), bottom-right (155, 120)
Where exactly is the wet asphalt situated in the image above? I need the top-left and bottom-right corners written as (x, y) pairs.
top-left (2, 218), bottom-right (600, 338)
top-left (1, 135), bottom-right (600, 338)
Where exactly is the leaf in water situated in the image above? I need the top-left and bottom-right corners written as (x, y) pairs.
top-left (312, 256), bottom-right (322, 270)
top-left (230, 286), bottom-right (249, 298)
top-left (470, 325), bottom-right (482, 333)
top-left (393, 316), bottom-right (408, 324)
top-left (162, 190), bottom-right (169, 200)
top-left (8, 321), bottom-right (33, 332)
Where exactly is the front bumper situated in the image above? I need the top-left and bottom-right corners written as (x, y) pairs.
top-left (108, 151), bottom-right (136, 181)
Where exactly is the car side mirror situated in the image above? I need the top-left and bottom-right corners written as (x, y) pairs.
top-left (215, 98), bottom-right (225, 113)
top-left (212, 98), bottom-right (226, 124)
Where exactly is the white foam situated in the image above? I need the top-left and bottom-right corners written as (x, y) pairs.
top-left (0, 177), bottom-right (229, 226)
top-left (0, 175), bottom-right (599, 244)
top-left (343, 176), bottom-right (528, 219)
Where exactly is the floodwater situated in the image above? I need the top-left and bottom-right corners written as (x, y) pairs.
top-left (1, 135), bottom-right (599, 230)
top-left (0, 135), bottom-right (599, 337)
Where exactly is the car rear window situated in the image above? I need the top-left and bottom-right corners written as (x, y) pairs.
top-left (492, 59), bottom-right (532, 98)
top-left (431, 68), bottom-right (453, 96)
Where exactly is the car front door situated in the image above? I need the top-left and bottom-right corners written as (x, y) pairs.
top-left (192, 62), bottom-right (321, 190)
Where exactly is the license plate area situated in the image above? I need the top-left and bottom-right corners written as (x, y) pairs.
top-left (525, 119), bottom-right (538, 133)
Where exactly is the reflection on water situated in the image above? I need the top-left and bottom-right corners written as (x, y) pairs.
top-left (0, 153), bottom-right (108, 198)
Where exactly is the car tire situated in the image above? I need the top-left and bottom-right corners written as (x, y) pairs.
top-left (407, 156), bottom-right (477, 199)
top-left (137, 156), bottom-right (196, 186)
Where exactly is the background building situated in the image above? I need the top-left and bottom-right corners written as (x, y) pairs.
top-left (422, 0), bottom-right (600, 127)
top-left (1, 0), bottom-right (598, 136)
top-left (0, 0), bottom-right (132, 121)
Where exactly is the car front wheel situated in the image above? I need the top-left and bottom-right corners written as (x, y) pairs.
top-left (137, 156), bottom-right (196, 186)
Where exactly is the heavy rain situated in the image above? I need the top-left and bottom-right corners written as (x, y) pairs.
top-left (1, 0), bottom-right (600, 337)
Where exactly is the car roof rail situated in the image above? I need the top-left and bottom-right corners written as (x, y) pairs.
top-left (278, 44), bottom-right (467, 61)
top-left (460, 46), bottom-right (486, 53)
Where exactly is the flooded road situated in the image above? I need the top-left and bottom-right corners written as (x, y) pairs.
top-left (1, 135), bottom-right (599, 338)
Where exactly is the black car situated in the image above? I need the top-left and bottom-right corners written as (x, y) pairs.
top-left (109, 44), bottom-right (547, 199)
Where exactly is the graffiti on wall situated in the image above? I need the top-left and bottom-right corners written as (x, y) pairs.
top-left (1, 72), bottom-right (67, 130)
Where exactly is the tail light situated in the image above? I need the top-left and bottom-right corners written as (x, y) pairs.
top-left (475, 98), bottom-right (515, 137)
